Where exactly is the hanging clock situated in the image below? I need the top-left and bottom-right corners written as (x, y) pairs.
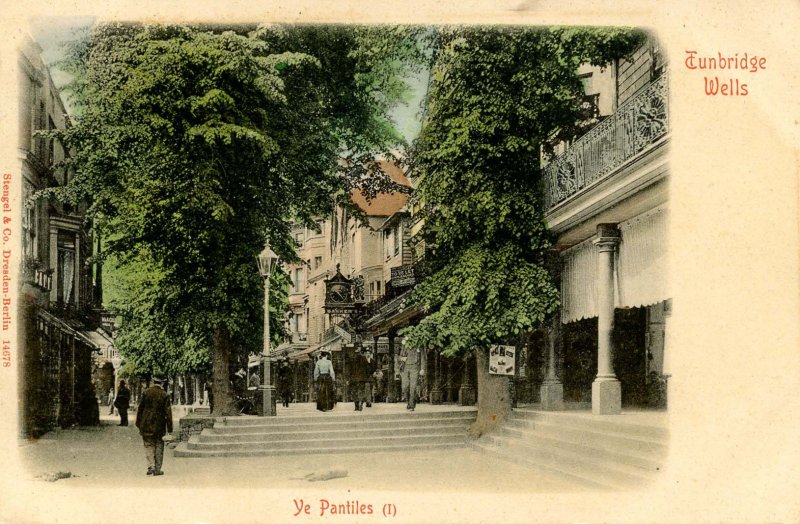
top-left (327, 282), bottom-right (349, 304)
top-left (324, 264), bottom-right (357, 312)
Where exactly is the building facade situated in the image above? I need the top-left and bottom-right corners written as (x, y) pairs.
top-left (275, 161), bottom-right (476, 406)
top-left (541, 38), bottom-right (670, 414)
top-left (18, 37), bottom-right (109, 437)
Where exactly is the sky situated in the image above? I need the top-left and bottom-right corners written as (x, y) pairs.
top-left (29, 16), bottom-right (428, 145)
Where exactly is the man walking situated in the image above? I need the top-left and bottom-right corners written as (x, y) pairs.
top-left (399, 342), bottom-right (426, 411)
top-left (135, 376), bottom-right (173, 476)
top-left (277, 356), bottom-right (292, 408)
top-left (350, 347), bottom-right (373, 411)
top-left (107, 387), bottom-right (115, 415)
top-left (114, 380), bottom-right (131, 426)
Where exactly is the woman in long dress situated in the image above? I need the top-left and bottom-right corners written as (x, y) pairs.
top-left (314, 352), bottom-right (336, 411)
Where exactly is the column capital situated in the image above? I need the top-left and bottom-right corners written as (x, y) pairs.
top-left (593, 223), bottom-right (620, 251)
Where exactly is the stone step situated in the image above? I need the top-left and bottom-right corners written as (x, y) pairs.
top-left (499, 426), bottom-right (664, 471)
top-left (210, 415), bottom-right (475, 434)
top-left (470, 441), bottom-right (606, 490)
top-left (506, 418), bottom-right (667, 455)
top-left (211, 409), bottom-right (477, 427)
top-left (474, 437), bottom-right (652, 491)
top-left (485, 433), bottom-right (657, 485)
top-left (512, 409), bottom-right (668, 440)
top-left (174, 439), bottom-right (468, 458)
top-left (199, 423), bottom-right (469, 443)
top-left (187, 432), bottom-right (463, 451)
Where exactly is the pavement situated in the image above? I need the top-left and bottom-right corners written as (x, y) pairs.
top-left (17, 405), bottom-right (582, 493)
top-left (9, 405), bottom-right (585, 522)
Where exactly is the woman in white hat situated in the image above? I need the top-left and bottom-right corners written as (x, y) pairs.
top-left (314, 351), bottom-right (336, 412)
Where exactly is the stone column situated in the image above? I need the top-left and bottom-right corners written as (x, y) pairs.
top-left (444, 358), bottom-right (454, 402)
top-left (430, 349), bottom-right (443, 404)
top-left (73, 232), bottom-right (81, 306)
top-left (373, 336), bottom-right (380, 402)
top-left (193, 376), bottom-right (201, 406)
top-left (387, 332), bottom-right (397, 403)
top-left (592, 224), bottom-right (621, 415)
top-left (459, 351), bottom-right (476, 406)
top-left (540, 318), bottom-right (564, 410)
top-left (49, 229), bottom-right (58, 303)
top-left (662, 299), bottom-right (673, 408)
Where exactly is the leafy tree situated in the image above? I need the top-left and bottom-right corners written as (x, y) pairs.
top-left (46, 23), bottom-right (422, 414)
top-left (402, 27), bottom-right (645, 355)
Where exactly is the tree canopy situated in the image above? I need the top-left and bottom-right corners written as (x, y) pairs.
top-left (47, 23), bottom-right (423, 413)
top-left (401, 26), bottom-right (645, 355)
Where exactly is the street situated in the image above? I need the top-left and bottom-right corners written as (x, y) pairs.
top-left (18, 410), bottom-right (580, 492)
top-left (8, 409), bottom-right (590, 523)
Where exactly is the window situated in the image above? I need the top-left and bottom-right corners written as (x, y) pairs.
top-left (314, 256), bottom-right (322, 269)
top-left (22, 186), bottom-right (37, 259)
top-left (294, 232), bottom-right (304, 247)
top-left (579, 72), bottom-right (593, 93)
top-left (35, 101), bottom-right (46, 158)
top-left (56, 236), bottom-right (76, 305)
top-left (393, 225), bottom-right (400, 256)
top-left (384, 229), bottom-right (391, 259)
top-left (292, 267), bottom-right (305, 292)
top-left (376, 280), bottom-right (382, 295)
top-left (47, 117), bottom-right (55, 166)
top-left (651, 39), bottom-right (666, 79)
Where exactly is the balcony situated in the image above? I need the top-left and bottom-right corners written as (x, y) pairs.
top-left (543, 73), bottom-right (669, 211)
top-left (22, 257), bottom-right (52, 292)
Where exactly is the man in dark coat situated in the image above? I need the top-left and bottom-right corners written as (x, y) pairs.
top-left (399, 342), bottom-right (426, 411)
top-left (135, 376), bottom-right (173, 476)
top-left (114, 380), bottom-right (131, 426)
top-left (277, 357), bottom-right (292, 408)
top-left (350, 348), bottom-right (373, 411)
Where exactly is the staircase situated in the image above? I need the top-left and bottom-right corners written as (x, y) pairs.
top-left (472, 408), bottom-right (668, 490)
top-left (174, 407), bottom-right (477, 458)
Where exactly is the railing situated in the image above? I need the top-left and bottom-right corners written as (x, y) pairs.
top-left (543, 73), bottom-right (669, 211)
top-left (22, 258), bottom-right (53, 292)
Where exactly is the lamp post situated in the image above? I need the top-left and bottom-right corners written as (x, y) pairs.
top-left (110, 354), bottom-right (122, 399)
top-left (257, 243), bottom-right (279, 416)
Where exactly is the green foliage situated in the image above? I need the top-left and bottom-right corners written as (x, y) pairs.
top-left (401, 26), bottom-right (644, 355)
top-left (47, 23), bottom-right (420, 380)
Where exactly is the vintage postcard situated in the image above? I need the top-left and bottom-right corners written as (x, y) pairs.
top-left (0, 1), bottom-right (798, 523)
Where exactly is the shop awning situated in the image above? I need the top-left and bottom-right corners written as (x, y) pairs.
top-left (561, 207), bottom-right (669, 323)
top-left (78, 328), bottom-right (114, 352)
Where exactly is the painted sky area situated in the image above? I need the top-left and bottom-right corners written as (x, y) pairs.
top-left (29, 16), bottom-right (428, 145)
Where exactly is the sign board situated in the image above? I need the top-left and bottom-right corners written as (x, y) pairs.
top-left (247, 355), bottom-right (261, 369)
top-left (390, 265), bottom-right (415, 287)
top-left (489, 345), bottom-right (516, 376)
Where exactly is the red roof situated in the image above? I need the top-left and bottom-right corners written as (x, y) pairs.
top-left (349, 161), bottom-right (411, 217)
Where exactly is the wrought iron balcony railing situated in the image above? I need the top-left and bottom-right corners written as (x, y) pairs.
top-left (543, 73), bottom-right (669, 211)
top-left (22, 257), bottom-right (53, 292)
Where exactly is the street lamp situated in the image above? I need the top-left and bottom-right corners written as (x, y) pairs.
top-left (110, 353), bottom-right (122, 398)
top-left (257, 242), bottom-right (279, 416)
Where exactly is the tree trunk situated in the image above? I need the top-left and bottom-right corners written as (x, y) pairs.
top-left (212, 324), bottom-right (237, 416)
top-left (469, 348), bottom-right (512, 439)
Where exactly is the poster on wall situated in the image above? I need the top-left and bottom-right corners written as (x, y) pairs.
top-left (489, 345), bottom-right (515, 375)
